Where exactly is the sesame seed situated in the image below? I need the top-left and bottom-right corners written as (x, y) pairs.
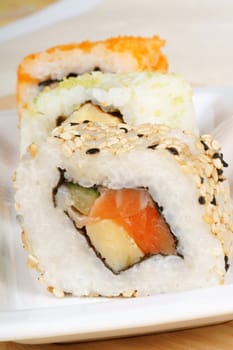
top-left (200, 140), bottom-right (209, 151)
top-left (119, 127), bottom-right (128, 133)
top-left (213, 158), bottom-right (222, 169)
top-left (148, 143), bottom-right (158, 150)
top-left (199, 154), bottom-right (211, 164)
top-left (198, 196), bottom-right (206, 205)
top-left (222, 160), bottom-right (228, 168)
top-left (203, 215), bottom-right (213, 224)
top-left (70, 122), bottom-right (80, 126)
top-left (166, 147), bottom-right (179, 155)
top-left (220, 154), bottom-right (228, 167)
top-left (86, 148), bottom-right (100, 154)
top-left (122, 289), bottom-right (136, 297)
top-left (158, 125), bottom-right (170, 132)
top-left (27, 254), bottom-right (38, 269)
top-left (212, 169), bottom-right (218, 182)
top-left (224, 256), bottom-right (230, 271)
top-left (47, 286), bottom-right (53, 293)
top-left (204, 164), bottom-right (213, 177)
top-left (27, 143), bottom-right (38, 158)
top-left (212, 152), bottom-right (220, 159)
top-left (210, 196), bottom-right (217, 206)
top-left (212, 209), bottom-right (219, 222)
top-left (56, 115), bottom-right (66, 126)
top-left (212, 140), bottom-right (221, 151)
top-left (61, 132), bottom-right (73, 140)
top-left (53, 288), bottom-right (65, 298)
top-left (107, 137), bottom-right (119, 146)
top-left (183, 165), bottom-right (193, 174)
top-left (217, 168), bottom-right (223, 176)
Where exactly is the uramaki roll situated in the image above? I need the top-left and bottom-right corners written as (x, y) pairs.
top-left (15, 122), bottom-right (233, 297)
top-left (20, 71), bottom-right (197, 154)
top-left (17, 36), bottom-right (168, 116)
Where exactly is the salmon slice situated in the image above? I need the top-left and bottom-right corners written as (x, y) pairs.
top-left (90, 189), bottom-right (176, 255)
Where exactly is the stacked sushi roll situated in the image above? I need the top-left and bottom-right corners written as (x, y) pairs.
top-left (17, 36), bottom-right (167, 116)
top-left (14, 36), bottom-right (233, 297)
top-left (19, 71), bottom-right (197, 154)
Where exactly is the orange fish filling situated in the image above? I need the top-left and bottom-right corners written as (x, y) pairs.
top-left (90, 189), bottom-right (176, 255)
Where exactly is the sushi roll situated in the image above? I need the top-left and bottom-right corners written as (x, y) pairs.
top-left (17, 36), bottom-right (168, 115)
top-left (20, 71), bottom-right (197, 154)
top-left (15, 122), bottom-right (233, 297)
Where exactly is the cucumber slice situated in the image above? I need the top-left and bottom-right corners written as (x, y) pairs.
top-left (65, 183), bottom-right (100, 215)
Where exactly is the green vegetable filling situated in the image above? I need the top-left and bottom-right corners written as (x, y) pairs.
top-left (65, 183), bottom-right (100, 215)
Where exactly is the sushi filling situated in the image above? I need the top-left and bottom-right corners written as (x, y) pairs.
top-left (38, 68), bottom-right (101, 89)
top-left (55, 102), bottom-right (123, 127)
top-left (55, 176), bottom-right (177, 274)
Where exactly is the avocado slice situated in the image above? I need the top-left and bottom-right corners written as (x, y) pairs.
top-left (66, 183), bottom-right (100, 215)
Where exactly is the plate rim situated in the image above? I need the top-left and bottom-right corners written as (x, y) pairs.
top-left (1, 283), bottom-right (233, 342)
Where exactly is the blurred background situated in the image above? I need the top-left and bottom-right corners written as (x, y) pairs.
top-left (1, 3), bottom-right (233, 343)
top-left (0, 0), bottom-right (233, 97)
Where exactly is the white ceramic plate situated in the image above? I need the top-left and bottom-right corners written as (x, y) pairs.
top-left (1, 88), bottom-right (233, 344)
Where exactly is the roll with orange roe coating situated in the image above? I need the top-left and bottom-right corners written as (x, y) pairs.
top-left (17, 35), bottom-right (168, 116)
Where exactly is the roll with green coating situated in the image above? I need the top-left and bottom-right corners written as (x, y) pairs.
top-left (20, 72), bottom-right (198, 154)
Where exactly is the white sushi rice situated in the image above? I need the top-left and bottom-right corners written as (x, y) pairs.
top-left (20, 72), bottom-right (197, 154)
top-left (15, 124), bottom-right (232, 297)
